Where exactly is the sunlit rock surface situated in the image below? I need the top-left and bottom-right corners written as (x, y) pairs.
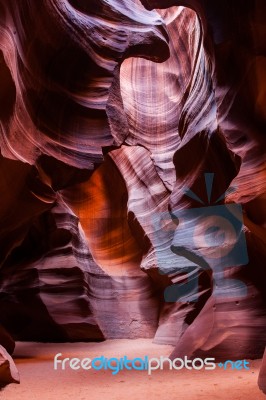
top-left (0, 345), bottom-right (19, 387)
top-left (0, 0), bottom-right (265, 388)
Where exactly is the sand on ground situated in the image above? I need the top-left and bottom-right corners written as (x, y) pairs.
top-left (0, 340), bottom-right (265, 400)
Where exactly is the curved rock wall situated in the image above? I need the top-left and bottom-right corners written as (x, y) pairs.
top-left (0, 0), bottom-right (265, 387)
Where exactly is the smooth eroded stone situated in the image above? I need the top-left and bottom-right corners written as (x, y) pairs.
top-left (0, 344), bottom-right (19, 387)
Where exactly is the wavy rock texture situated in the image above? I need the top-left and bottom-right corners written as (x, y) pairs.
top-left (0, 0), bottom-right (169, 168)
top-left (0, 0), bottom-right (265, 388)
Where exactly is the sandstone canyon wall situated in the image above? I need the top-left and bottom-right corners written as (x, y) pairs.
top-left (0, 0), bottom-right (265, 391)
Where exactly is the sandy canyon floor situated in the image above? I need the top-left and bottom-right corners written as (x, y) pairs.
top-left (1, 340), bottom-right (265, 400)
